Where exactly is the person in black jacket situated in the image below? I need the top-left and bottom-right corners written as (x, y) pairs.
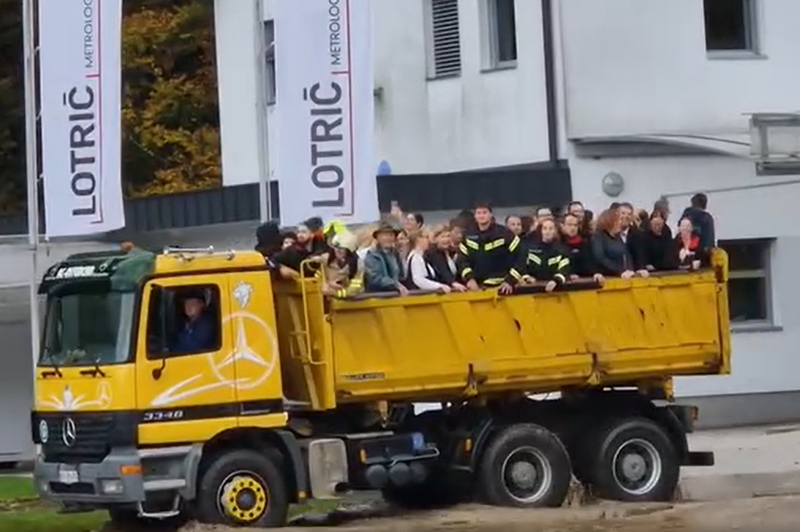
top-left (617, 202), bottom-right (649, 274)
top-left (520, 219), bottom-right (570, 293)
top-left (271, 219), bottom-right (329, 279)
top-left (255, 220), bottom-right (282, 257)
top-left (643, 210), bottom-right (675, 271)
top-left (681, 193), bottom-right (716, 250)
top-left (592, 209), bottom-right (647, 280)
top-left (425, 226), bottom-right (466, 291)
top-left (457, 203), bottom-right (523, 294)
top-left (560, 213), bottom-right (603, 282)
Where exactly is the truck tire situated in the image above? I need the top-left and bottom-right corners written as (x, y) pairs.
top-left (195, 449), bottom-right (289, 528)
top-left (587, 417), bottom-right (679, 502)
top-left (477, 423), bottom-right (572, 508)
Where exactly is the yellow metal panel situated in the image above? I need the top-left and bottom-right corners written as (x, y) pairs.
top-left (134, 275), bottom-right (237, 413)
top-left (327, 268), bottom-right (728, 403)
top-left (273, 278), bottom-right (337, 410)
top-left (230, 271), bottom-right (285, 407)
top-left (139, 418), bottom-right (238, 446)
top-left (35, 365), bottom-right (136, 412)
top-left (153, 251), bottom-right (267, 276)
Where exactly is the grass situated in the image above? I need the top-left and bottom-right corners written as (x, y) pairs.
top-left (0, 476), bottom-right (106, 532)
top-left (0, 476), bottom-right (345, 532)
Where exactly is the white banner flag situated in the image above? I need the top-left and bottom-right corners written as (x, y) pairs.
top-left (274, 0), bottom-right (378, 226)
top-left (38, 0), bottom-right (125, 237)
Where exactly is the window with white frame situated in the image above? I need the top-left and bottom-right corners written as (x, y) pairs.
top-left (264, 20), bottom-right (276, 104)
top-left (703, 0), bottom-right (759, 53)
top-left (426, 0), bottom-right (462, 78)
top-left (719, 239), bottom-right (773, 327)
top-left (484, 0), bottom-right (518, 69)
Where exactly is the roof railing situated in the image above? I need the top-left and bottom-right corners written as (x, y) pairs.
top-left (162, 246), bottom-right (236, 261)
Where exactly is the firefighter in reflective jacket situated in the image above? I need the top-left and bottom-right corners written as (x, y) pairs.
top-left (457, 204), bottom-right (523, 294)
top-left (520, 219), bottom-right (570, 293)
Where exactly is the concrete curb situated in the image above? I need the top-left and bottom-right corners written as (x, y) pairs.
top-left (679, 471), bottom-right (800, 501)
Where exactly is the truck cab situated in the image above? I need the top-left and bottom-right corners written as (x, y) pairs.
top-left (32, 246), bottom-right (729, 528)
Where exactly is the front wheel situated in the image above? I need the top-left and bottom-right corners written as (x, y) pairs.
top-left (477, 423), bottom-right (572, 508)
top-left (587, 417), bottom-right (680, 502)
top-left (195, 449), bottom-right (289, 528)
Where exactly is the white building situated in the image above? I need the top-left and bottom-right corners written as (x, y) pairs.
top-left (212, 0), bottom-right (800, 425)
top-left (1, 0), bottom-right (796, 465)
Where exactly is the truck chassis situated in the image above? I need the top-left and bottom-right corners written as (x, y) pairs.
top-left (34, 389), bottom-right (713, 527)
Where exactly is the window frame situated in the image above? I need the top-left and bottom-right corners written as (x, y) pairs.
top-left (145, 283), bottom-right (223, 360)
top-left (482, 0), bottom-right (518, 72)
top-left (704, 0), bottom-right (763, 60)
top-left (424, 0), bottom-right (463, 80)
top-left (719, 238), bottom-right (777, 332)
top-left (264, 19), bottom-right (276, 105)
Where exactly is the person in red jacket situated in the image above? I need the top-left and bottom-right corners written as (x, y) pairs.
top-left (674, 216), bottom-right (710, 270)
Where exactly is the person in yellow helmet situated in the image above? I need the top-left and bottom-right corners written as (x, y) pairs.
top-left (319, 230), bottom-right (363, 298)
top-left (323, 219), bottom-right (348, 241)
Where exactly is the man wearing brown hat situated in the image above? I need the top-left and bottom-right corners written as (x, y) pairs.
top-left (363, 222), bottom-right (408, 295)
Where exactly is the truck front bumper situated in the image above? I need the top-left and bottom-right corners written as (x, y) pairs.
top-left (34, 445), bottom-right (202, 509)
top-left (35, 448), bottom-right (146, 506)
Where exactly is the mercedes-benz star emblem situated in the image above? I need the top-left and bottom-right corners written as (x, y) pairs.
top-left (62, 418), bottom-right (77, 447)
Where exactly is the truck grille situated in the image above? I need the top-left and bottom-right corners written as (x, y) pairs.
top-left (37, 413), bottom-right (115, 464)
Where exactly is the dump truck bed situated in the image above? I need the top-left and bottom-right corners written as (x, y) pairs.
top-left (273, 251), bottom-right (730, 411)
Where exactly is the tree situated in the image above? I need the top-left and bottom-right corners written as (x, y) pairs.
top-left (0, 0), bottom-right (26, 214)
top-left (121, 0), bottom-right (221, 197)
top-left (0, 0), bottom-right (221, 215)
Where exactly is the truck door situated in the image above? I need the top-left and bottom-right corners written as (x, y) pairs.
top-left (135, 275), bottom-right (236, 445)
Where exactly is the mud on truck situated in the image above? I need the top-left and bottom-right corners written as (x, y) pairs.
top-left (30, 246), bottom-right (729, 527)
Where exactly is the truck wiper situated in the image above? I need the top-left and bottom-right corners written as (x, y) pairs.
top-left (40, 346), bottom-right (63, 378)
top-left (79, 357), bottom-right (106, 378)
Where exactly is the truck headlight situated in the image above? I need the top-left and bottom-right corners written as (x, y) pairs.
top-left (100, 479), bottom-right (124, 495)
top-left (38, 420), bottom-right (49, 444)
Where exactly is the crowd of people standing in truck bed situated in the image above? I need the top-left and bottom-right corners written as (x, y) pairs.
top-left (255, 193), bottom-right (716, 299)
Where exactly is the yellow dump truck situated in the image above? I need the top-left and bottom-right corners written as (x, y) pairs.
top-left (31, 246), bottom-right (730, 527)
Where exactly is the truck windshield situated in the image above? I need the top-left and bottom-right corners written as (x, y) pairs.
top-left (39, 290), bottom-right (136, 367)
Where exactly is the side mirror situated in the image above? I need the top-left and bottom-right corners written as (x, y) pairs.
top-left (149, 284), bottom-right (170, 380)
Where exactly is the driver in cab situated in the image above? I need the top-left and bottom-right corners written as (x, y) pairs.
top-left (171, 291), bottom-right (216, 354)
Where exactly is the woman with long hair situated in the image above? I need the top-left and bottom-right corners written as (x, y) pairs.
top-left (591, 209), bottom-right (641, 279)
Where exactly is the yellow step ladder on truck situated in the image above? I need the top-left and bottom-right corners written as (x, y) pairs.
top-left (31, 246), bottom-right (730, 527)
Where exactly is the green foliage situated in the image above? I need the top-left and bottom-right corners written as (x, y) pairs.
top-left (0, 0), bottom-right (221, 213)
top-left (121, 0), bottom-right (221, 197)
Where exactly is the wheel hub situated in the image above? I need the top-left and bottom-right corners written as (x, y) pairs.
top-left (218, 473), bottom-right (268, 523)
top-left (500, 446), bottom-right (553, 504)
top-left (620, 453), bottom-right (647, 482)
top-left (611, 438), bottom-right (663, 496)
top-left (510, 460), bottom-right (538, 489)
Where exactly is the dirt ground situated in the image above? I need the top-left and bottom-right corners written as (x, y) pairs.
top-left (165, 495), bottom-right (800, 532)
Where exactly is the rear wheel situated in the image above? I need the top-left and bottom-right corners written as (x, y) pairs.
top-left (196, 449), bottom-right (289, 528)
top-left (587, 417), bottom-right (679, 502)
top-left (478, 423), bottom-right (572, 508)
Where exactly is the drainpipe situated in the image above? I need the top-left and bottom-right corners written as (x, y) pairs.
top-left (541, 0), bottom-right (559, 164)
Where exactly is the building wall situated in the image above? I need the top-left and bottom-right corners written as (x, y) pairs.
top-left (558, 0), bottom-right (800, 138)
top-left (570, 153), bottom-right (800, 398)
top-left (249, 0), bottom-right (552, 185)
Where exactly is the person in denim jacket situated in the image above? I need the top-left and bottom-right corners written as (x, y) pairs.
top-left (363, 223), bottom-right (408, 295)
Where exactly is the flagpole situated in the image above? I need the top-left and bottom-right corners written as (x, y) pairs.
top-left (255, 0), bottom-right (271, 222)
top-left (22, 0), bottom-right (41, 367)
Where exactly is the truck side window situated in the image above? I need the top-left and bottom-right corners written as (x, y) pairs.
top-left (146, 284), bottom-right (222, 359)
